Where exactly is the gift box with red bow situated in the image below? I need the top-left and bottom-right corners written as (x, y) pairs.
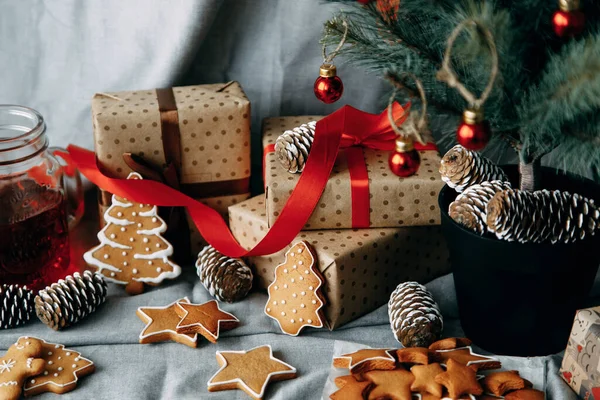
top-left (262, 107), bottom-right (444, 231)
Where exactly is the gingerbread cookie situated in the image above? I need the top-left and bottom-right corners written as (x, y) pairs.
top-left (428, 337), bottom-right (472, 351)
top-left (504, 388), bottom-right (545, 400)
top-left (430, 346), bottom-right (501, 370)
top-left (330, 377), bottom-right (372, 400)
top-left (396, 347), bottom-right (430, 365)
top-left (175, 300), bottom-right (239, 343)
top-left (434, 358), bottom-right (483, 398)
top-left (0, 337), bottom-right (45, 400)
top-left (23, 339), bottom-right (94, 396)
top-left (84, 172), bottom-right (181, 295)
top-left (264, 241), bottom-right (326, 336)
top-left (136, 297), bottom-right (198, 348)
top-left (207, 345), bottom-right (297, 399)
top-left (364, 368), bottom-right (414, 400)
top-left (482, 370), bottom-right (526, 396)
top-left (410, 363), bottom-right (444, 397)
top-left (333, 348), bottom-right (397, 375)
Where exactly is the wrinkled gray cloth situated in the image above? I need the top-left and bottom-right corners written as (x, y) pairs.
top-left (0, 268), bottom-right (595, 399)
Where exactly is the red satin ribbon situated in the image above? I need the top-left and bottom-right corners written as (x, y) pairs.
top-left (68, 103), bottom-right (407, 258)
top-left (263, 143), bottom-right (275, 190)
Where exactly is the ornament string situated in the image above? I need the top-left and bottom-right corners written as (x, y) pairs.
top-left (436, 19), bottom-right (498, 109)
top-left (322, 20), bottom-right (348, 64)
top-left (387, 73), bottom-right (428, 145)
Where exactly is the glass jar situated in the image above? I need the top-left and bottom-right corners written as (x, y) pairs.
top-left (0, 105), bottom-right (83, 290)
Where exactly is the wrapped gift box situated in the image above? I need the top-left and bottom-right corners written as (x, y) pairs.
top-left (560, 306), bottom-right (600, 399)
top-left (229, 195), bottom-right (451, 329)
top-left (263, 116), bottom-right (444, 230)
top-left (92, 82), bottom-right (251, 255)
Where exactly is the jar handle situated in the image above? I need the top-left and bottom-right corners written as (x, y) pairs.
top-left (49, 147), bottom-right (84, 230)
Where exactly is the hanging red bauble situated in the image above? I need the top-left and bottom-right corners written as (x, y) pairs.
top-left (314, 64), bottom-right (344, 104)
top-left (552, 0), bottom-right (585, 37)
top-left (388, 137), bottom-right (420, 177)
top-left (456, 108), bottom-right (491, 151)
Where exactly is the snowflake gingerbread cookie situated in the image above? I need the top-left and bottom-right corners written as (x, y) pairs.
top-left (84, 172), bottom-right (181, 295)
top-left (264, 241), bottom-right (327, 336)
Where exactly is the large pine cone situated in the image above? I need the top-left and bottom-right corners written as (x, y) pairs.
top-left (440, 145), bottom-right (508, 192)
top-left (274, 121), bottom-right (316, 173)
top-left (196, 245), bottom-right (253, 303)
top-left (388, 282), bottom-right (443, 347)
top-left (0, 285), bottom-right (34, 329)
top-left (35, 271), bottom-right (107, 330)
top-left (487, 189), bottom-right (600, 243)
top-left (449, 180), bottom-right (512, 234)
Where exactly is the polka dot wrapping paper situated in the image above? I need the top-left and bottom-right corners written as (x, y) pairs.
top-left (229, 195), bottom-right (451, 329)
top-left (262, 116), bottom-right (445, 230)
top-left (92, 82), bottom-right (252, 257)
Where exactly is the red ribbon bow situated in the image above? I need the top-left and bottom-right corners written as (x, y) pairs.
top-left (68, 102), bottom-right (415, 258)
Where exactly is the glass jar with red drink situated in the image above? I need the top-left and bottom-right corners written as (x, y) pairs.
top-left (0, 105), bottom-right (83, 290)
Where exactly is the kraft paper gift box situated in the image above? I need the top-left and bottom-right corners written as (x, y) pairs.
top-left (92, 82), bottom-right (251, 256)
top-left (229, 194), bottom-right (451, 329)
top-left (262, 116), bottom-right (445, 230)
top-left (560, 306), bottom-right (600, 399)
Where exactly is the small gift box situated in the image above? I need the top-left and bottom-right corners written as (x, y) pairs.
top-left (560, 306), bottom-right (600, 399)
top-left (263, 115), bottom-right (444, 230)
top-left (229, 195), bottom-right (451, 329)
top-left (92, 82), bottom-right (252, 256)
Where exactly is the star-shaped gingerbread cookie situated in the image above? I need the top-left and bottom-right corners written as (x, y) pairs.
top-left (23, 339), bottom-right (94, 396)
top-left (330, 378), bottom-right (372, 400)
top-left (434, 358), bottom-right (483, 399)
top-left (333, 348), bottom-right (397, 375)
top-left (364, 368), bottom-right (414, 400)
top-left (207, 345), bottom-right (296, 399)
top-left (410, 363), bottom-right (444, 397)
top-left (175, 300), bottom-right (239, 343)
top-left (430, 346), bottom-right (501, 370)
top-left (136, 297), bottom-right (198, 348)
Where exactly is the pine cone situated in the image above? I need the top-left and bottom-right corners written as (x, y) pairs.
top-left (0, 285), bottom-right (34, 329)
top-left (388, 282), bottom-right (443, 347)
top-left (449, 180), bottom-right (512, 234)
top-left (196, 245), bottom-right (253, 303)
top-left (274, 121), bottom-right (316, 173)
top-left (440, 145), bottom-right (508, 192)
top-left (487, 189), bottom-right (600, 244)
top-left (35, 271), bottom-right (108, 330)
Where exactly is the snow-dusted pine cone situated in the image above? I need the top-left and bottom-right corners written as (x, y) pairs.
top-left (0, 285), bottom-right (34, 329)
top-left (449, 180), bottom-right (512, 234)
top-left (487, 189), bottom-right (600, 244)
top-left (388, 282), bottom-right (443, 347)
top-left (196, 245), bottom-right (253, 303)
top-left (440, 145), bottom-right (508, 192)
top-left (35, 271), bottom-right (107, 330)
top-left (274, 120), bottom-right (316, 173)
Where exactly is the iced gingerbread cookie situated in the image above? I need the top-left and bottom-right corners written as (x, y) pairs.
top-left (333, 348), bottom-right (397, 375)
top-left (23, 339), bottom-right (94, 396)
top-left (264, 241), bottom-right (326, 336)
top-left (137, 297), bottom-right (198, 348)
top-left (175, 300), bottom-right (239, 343)
top-left (207, 345), bottom-right (297, 399)
top-left (84, 172), bottom-right (181, 295)
top-left (0, 337), bottom-right (45, 400)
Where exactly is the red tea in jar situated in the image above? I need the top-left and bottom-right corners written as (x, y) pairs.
top-left (0, 179), bottom-right (70, 290)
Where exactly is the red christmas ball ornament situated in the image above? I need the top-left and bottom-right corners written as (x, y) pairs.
top-left (314, 64), bottom-right (344, 104)
top-left (456, 108), bottom-right (491, 151)
top-left (552, 0), bottom-right (585, 37)
top-left (388, 137), bottom-right (420, 177)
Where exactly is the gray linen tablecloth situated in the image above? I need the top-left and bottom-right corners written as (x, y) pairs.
top-left (1, 266), bottom-right (595, 400)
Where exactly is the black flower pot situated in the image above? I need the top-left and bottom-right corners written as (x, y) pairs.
top-left (439, 165), bottom-right (600, 356)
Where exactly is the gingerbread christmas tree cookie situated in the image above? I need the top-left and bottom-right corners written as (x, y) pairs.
top-left (136, 297), bottom-right (198, 348)
top-left (84, 172), bottom-right (181, 295)
top-left (0, 337), bottom-right (45, 400)
top-left (207, 345), bottom-right (297, 399)
top-left (264, 241), bottom-right (326, 336)
top-left (175, 300), bottom-right (239, 343)
top-left (23, 339), bottom-right (94, 396)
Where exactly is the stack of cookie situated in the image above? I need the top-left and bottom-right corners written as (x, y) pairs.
top-left (330, 337), bottom-right (544, 399)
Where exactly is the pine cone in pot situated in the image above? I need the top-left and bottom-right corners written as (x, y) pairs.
top-left (274, 121), bottom-right (316, 173)
top-left (388, 282), bottom-right (443, 347)
top-left (35, 271), bottom-right (107, 330)
top-left (196, 245), bottom-right (253, 303)
top-left (0, 284), bottom-right (34, 329)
